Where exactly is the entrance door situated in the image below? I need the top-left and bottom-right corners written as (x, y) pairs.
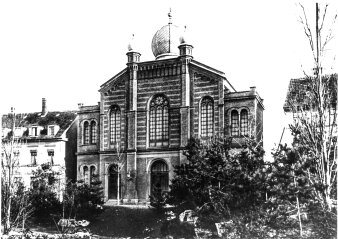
top-left (151, 160), bottom-right (169, 194)
top-left (108, 164), bottom-right (120, 199)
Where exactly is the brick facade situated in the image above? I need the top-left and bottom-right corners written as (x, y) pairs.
top-left (76, 21), bottom-right (264, 204)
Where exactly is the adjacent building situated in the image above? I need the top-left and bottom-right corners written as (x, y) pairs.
top-left (1, 98), bottom-right (78, 195)
top-left (283, 73), bottom-right (337, 157)
top-left (76, 14), bottom-right (264, 204)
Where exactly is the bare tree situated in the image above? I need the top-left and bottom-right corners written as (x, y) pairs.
top-left (1, 108), bottom-right (32, 234)
top-left (115, 143), bottom-right (125, 205)
top-left (286, 3), bottom-right (337, 211)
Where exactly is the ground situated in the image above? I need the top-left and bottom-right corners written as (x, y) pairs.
top-left (8, 205), bottom-right (322, 239)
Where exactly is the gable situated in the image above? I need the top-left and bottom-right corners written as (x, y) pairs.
top-left (99, 68), bottom-right (128, 94)
top-left (284, 74), bottom-right (337, 112)
top-left (190, 60), bottom-right (235, 92)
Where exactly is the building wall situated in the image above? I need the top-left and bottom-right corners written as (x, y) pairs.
top-left (101, 73), bottom-right (128, 151)
top-left (191, 71), bottom-right (222, 137)
top-left (11, 140), bottom-right (66, 190)
top-left (65, 118), bottom-right (78, 182)
top-left (137, 67), bottom-right (181, 150)
top-left (76, 58), bottom-right (264, 204)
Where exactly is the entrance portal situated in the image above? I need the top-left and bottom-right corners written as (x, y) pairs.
top-left (108, 164), bottom-right (121, 199)
top-left (150, 160), bottom-right (169, 194)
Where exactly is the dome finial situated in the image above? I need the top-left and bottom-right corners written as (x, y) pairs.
top-left (127, 33), bottom-right (135, 52)
top-left (168, 8), bottom-right (172, 25)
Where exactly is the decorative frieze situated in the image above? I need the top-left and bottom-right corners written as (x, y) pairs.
top-left (138, 63), bottom-right (182, 79)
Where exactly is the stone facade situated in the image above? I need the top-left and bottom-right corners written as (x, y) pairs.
top-left (76, 17), bottom-right (264, 204)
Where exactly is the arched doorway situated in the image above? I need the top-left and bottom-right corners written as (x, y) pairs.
top-left (151, 160), bottom-right (169, 194)
top-left (108, 164), bottom-right (121, 199)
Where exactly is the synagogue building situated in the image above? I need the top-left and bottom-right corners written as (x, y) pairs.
top-left (76, 13), bottom-right (264, 204)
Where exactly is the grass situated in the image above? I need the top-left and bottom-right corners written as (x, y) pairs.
top-left (89, 205), bottom-right (164, 238)
top-left (21, 205), bottom-right (180, 238)
top-left (14, 206), bottom-right (330, 238)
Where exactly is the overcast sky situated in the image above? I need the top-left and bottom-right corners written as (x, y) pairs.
top-left (1, 0), bottom-right (337, 156)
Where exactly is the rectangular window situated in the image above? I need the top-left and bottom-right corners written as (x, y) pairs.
top-left (30, 176), bottom-right (37, 188)
top-left (14, 150), bottom-right (20, 157)
top-left (48, 150), bottom-right (54, 165)
top-left (14, 177), bottom-right (22, 185)
top-left (49, 126), bottom-right (55, 136)
top-left (30, 150), bottom-right (37, 165)
top-left (32, 127), bottom-right (38, 136)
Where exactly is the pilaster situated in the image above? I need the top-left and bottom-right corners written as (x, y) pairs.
top-left (179, 54), bottom-right (192, 148)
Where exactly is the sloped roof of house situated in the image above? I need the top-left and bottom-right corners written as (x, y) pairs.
top-left (283, 73), bottom-right (337, 112)
top-left (2, 111), bottom-right (77, 138)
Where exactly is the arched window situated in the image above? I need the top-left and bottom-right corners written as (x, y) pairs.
top-left (200, 96), bottom-right (214, 137)
top-left (151, 160), bottom-right (169, 194)
top-left (83, 121), bottom-right (89, 145)
top-left (110, 105), bottom-right (121, 147)
top-left (90, 121), bottom-right (97, 144)
top-left (89, 166), bottom-right (96, 184)
top-left (83, 166), bottom-right (89, 184)
top-left (240, 110), bottom-right (249, 136)
top-left (231, 110), bottom-right (239, 136)
top-left (149, 95), bottom-right (169, 147)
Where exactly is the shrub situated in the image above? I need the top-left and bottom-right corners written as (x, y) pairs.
top-left (149, 184), bottom-right (167, 212)
top-left (29, 163), bottom-right (61, 219)
top-left (63, 174), bottom-right (104, 220)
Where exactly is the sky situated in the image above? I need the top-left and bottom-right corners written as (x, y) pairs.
top-left (0, 0), bottom-right (337, 157)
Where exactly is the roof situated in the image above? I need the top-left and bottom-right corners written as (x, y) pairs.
top-left (283, 74), bottom-right (337, 112)
top-left (2, 111), bottom-right (77, 138)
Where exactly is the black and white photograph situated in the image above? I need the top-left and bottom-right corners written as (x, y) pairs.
top-left (1, 0), bottom-right (337, 238)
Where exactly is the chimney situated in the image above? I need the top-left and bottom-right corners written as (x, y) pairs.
top-left (42, 98), bottom-right (47, 115)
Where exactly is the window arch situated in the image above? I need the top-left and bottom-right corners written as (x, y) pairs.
top-left (110, 105), bottom-right (121, 147)
top-left (90, 120), bottom-right (97, 144)
top-left (200, 96), bottom-right (214, 137)
top-left (149, 95), bottom-right (169, 147)
top-left (231, 110), bottom-right (239, 136)
top-left (151, 160), bottom-right (169, 193)
top-left (83, 121), bottom-right (89, 144)
top-left (240, 109), bottom-right (249, 136)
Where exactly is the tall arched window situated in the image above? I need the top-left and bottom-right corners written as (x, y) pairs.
top-left (151, 160), bottom-right (169, 193)
top-left (90, 121), bottom-right (97, 144)
top-left (110, 105), bottom-right (121, 147)
top-left (89, 166), bottom-right (96, 184)
top-left (231, 110), bottom-right (239, 136)
top-left (240, 110), bottom-right (249, 136)
top-left (149, 95), bottom-right (169, 147)
top-left (83, 166), bottom-right (89, 184)
top-left (83, 121), bottom-right (89, 145)
top-left (200, 96), bottom-right (214, 137)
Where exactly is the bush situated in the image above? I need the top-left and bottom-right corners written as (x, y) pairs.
top-left (149, 184), bottom-right (167, 212)
top-left (167, 137), bottom-right (267, 217)
top-left (29, 163), bottom-right (61, 219)
top-left (63, 174), bottom-right (104, 220)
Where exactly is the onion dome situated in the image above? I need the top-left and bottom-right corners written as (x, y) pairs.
top-left (151, 10), bottom-right (183, 60)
